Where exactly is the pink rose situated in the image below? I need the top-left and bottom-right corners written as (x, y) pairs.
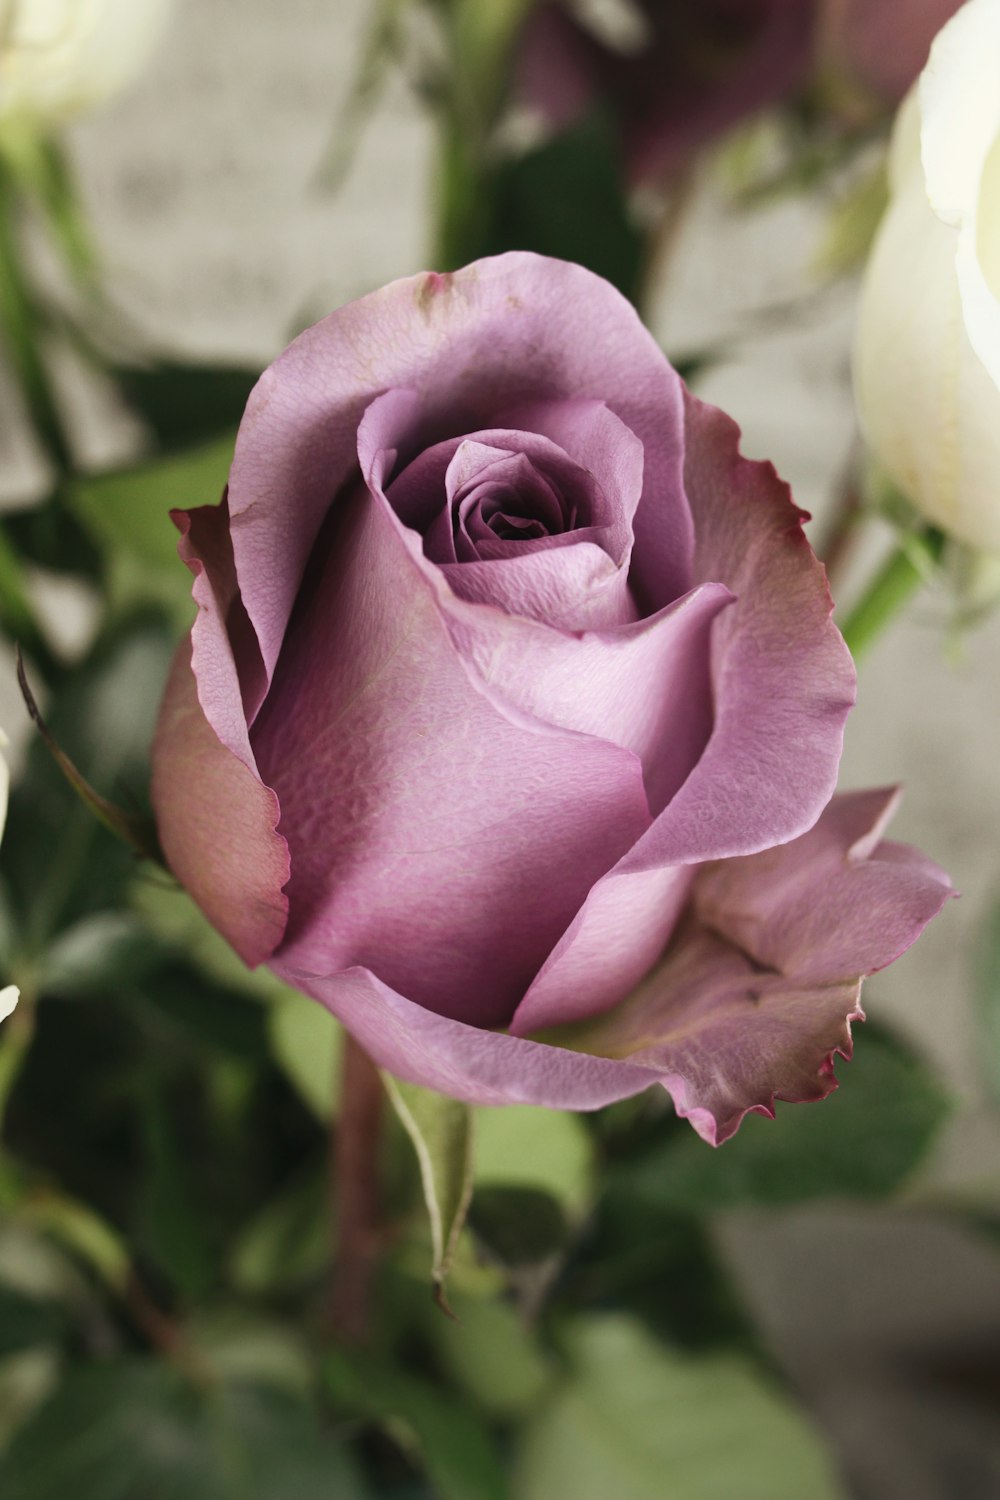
top-left (516, 0), bottom-right (816, 188)
top-left (151, 253), bottom-right (950, 1143)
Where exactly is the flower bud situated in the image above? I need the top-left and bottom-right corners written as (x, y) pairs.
top-left (0, 0), bottom-right (171, 129)
top-left (854, 0), bottom-right (1000, 552)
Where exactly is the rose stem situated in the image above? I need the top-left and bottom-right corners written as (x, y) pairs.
top-left (326, 1031), bottom-right (384, 1345)
top-left (839, 526), bottom-right (945, 660)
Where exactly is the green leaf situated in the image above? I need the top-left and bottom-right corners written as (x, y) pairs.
top-left (474, 1105), bottom-right (594, 1218)
top-left (514, 1315), bottom-right (848, 1500)
top-left (614, 1026), bottom-right (951, 1216)
top-left (477, 113), bottom-right (643, 301)
top-left (428, 1290), bottom-right (553, 1419)
top-left (138, 1079), bottom-right (216, 1298)
top-left (229, 1164), bottom-right (327, 1297)
top-left (2, 493), bottom-right (102, 581)
top-left (15, 1192), bottom-right (129, 1292)
top-left (16, 647), bottom-right (162, 865)
top-left (326, 1349), bottom-right (506, 1500)
top-left (468, 1186), bottom-right (569, 1268)
top-left (134, 962), bottom-right (271, 1062)
top-left (114, 363), bottom-right (258, 452)
top-left (67, 436), bottom-right (234, 627)
top-left (0, 1348), bottom-right (61, 1450)
top-left (0, 1284), bottom-right (65, 1356)
top-left (0, 1361), bottom-right (371, 1500)
top-left (383, 1075), bottom-right (475, 1310)
top-left (185, 1309), bottom-right (312, 1394)
top-left (38, 911), bottom-right (165, 999)
top-left (5, 615), bottom-right (175, 944)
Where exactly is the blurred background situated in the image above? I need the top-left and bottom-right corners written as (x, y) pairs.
top-left (1, 2), bottom-right (999, 1497)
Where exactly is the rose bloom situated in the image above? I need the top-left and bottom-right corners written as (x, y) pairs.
top-left (855, 0), bottom-right (1000, 552)
top-left (152, 253), bottom-right (950, 1144)
top-left (819, 0), bottom-right (964, 107)
top-left (0, 0), bottom-right (170, 128)
top-left (515, 0), bottom-right (816, 187)
top-left (516, 1), bottom-right (965, 187)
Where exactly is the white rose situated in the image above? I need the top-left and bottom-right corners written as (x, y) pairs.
top-left (0, 0), bottom-right (170, 128)
top-left (854, 0), bottom-right (1000, 552)
top-left (0, 729), bottom-right (15, 1023)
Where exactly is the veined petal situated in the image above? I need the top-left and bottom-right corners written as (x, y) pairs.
top-left (273, 961), bottom-right (663, 1109)
top-left (510, 392), bottom-right (855, 1035)
top-left (151, 641), bottom-right (290, 968)
top-left (550, 790), bottom-right (953, 1144)
top-left (252, 480), bottom-right (650, 1029)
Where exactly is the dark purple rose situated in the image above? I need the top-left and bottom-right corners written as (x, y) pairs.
top-left (151, 253), bottom-right (950, 1143)
top-left (516, 0), bottom-right (817, 187)
top-left (819, 0), bottom-right (964, 105)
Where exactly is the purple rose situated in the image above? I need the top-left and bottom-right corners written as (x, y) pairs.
top-left (819, 0), bottom-right (964, 106)
top-left (516, 0), bottom-right (816, 188)
top-left (151, 253), bottom-right (950, 1143)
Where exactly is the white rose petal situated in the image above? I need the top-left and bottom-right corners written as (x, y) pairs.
top-left (0, 0), bottom-right (171, 128)
top-left (0, 984), bottom-right (17, 1022)
top-left (854, 0), bottom-right (1000, 551)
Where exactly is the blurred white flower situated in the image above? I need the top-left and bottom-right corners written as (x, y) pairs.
top-left (0, 730), bottom-right (15, 1023)
top-left (0, 0), bottom-right (171, 129)
top-left (854, 0), bottom-right (1000, 551)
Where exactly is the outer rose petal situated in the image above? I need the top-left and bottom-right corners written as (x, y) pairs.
top-left (152, 641), bottom-right (289, 968)
top-left (695, 786), bottom-right (955, 981)
top-left (549, 792), bottom-right (954, 1144)
top-left (151, 501), bottom-right (290, 968)
top-left (226, 253), bottom-right (691, 682)
top-left (175, 499), bottom-right (269, 755)
top-left (510, 392), bottom-right (856, 1034)
top-left (251, 480), bottom-right (651, 1029)
top-left (270, 961), bottom-right (663, 1110)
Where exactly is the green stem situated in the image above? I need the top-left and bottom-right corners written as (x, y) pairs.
top-left (433, 119), bottom-right (488, 270)
top-left (839, 527), bottom-right (945, 659)
top-left (0, 523), bottom-right (55, 675)
top-left (0, 157), bottom-right (73, 473)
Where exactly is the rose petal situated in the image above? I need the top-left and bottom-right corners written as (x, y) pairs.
top-left (551, 789), bottom-right (954, 1144)
top-left (227, 253), bottom-right (690, 682)
top-left (251, 479), bottom-right (651, 1029)
top-left (175, 499), bottom-right (268, 759)
top-left (517, 1), bottom-right (815, 189)
top-left (919, 0), bottom-right (1000, 391)
top-left (151, 640), bottom-right (290, 968)
top-left (510, 391), bottom-right (856, 1034)
top-left (361, 390), bottom-right (641, 630)
top-left (151, 501), bottom-right (290, 968)
top-left (442, 583), bottom-right (732, 812)
top-left (271, 960), bottom-right (663, 1109)
top-left (695, 787), bottom-right (955, 981)
top-left (360, 388), bottom-right (728, 799)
